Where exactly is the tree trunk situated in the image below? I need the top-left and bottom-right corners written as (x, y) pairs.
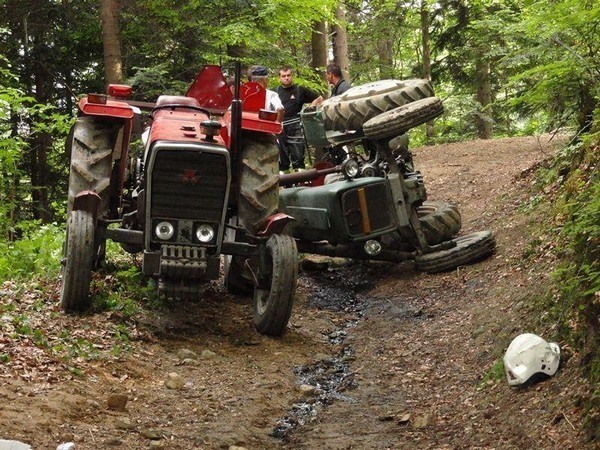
top-left (311, 21), bottom-right (328, 81)
top-left (332, 5), bottom-right (350, 81)
top-left (377, 39), bottom-right (394, 79)
top-left (101, 0), bottom-right (123, 85)
top-left (578, 82), bottom-right (596, 133)
top-left (421, 0), bottom-right (434, 141)
top-left (475, 57), bottom-right (493, 139)
top-left (29, 21), bottom-right (52, 222)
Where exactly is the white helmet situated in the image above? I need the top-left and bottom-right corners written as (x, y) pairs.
top-left (503, 333), bottom-right (560, 386)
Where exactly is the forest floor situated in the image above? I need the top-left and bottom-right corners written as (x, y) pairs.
top-left (0, 134), bottom-right (595, 450)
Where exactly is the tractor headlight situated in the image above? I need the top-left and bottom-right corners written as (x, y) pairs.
top-left (155, 221), bottom-right (175, 240)
top-left (342, 158), bottom-right (359, 180)
top-left (195, 224), bottom-right (215, 243)
top-left (364, 239), bottom-right (382, 256)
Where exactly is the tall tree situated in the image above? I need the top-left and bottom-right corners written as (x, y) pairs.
top-left (311, 21), bottom-right (328, 80)
top-left (332, 4), bottom-right (350, 80)
top-left (475, 56), bottom-right (492, 138)
top-left (101, 0), bottom-right (124, 84)
top-left (420, 0), bottom-right (434, 139)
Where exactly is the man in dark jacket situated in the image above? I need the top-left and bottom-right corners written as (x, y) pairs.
top-left (276, 66), bottom-right (323, 171)
top-left (326, 63), bottom-right (351, 96)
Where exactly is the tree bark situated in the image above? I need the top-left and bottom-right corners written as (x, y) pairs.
top-left (332, 4), bottom-right (350, 81)
top-left (420, 3), bottom-right (431, 82)
top-left (578, 82), bottom-right (595, 133)
top-left (377, 39), bottom-right (394, 79)
top-left (475, 57), bottom-right (493, 139)
top-left (101, 0), bottom-right (123, 85)
top-left (421, 0), bottom-right (434, 141)
top-left (311, 21), bottom-right (328, 81)
top-left (27, 16), bottom-right (52, 222)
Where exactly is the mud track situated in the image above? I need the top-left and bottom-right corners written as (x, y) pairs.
top-left (0, 135), bottom-right (592, 449)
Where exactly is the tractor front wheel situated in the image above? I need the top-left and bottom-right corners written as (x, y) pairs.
top-left (60, 210), bottom-right (95, 312)
top-left (253, 234), bottom-right (298, 336)
top-left (415, 230), bottom-right (496, 273)
top-left (363, 97), bottom-right (444, 140)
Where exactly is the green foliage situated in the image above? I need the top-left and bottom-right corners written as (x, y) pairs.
top-left (550, 146), bottom-right (600, 330)
top-left (127, 65), bottom-right (189, 100)
top-left (0, 54), bottom-right (73, 231)
top-left (91, 241), bottom-right (159, 317)
top-left (518, 128), bottom-right (600, 436)
top-left (525, 130), bottom-right (600, 422)
top-left (120, 0), bottom-right (335, 89)
top-left (0, 222), bottom-right (63, 280)
top-left (505, 0), bottom-right (600, 132)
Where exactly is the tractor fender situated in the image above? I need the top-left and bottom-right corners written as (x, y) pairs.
top-left (72, 190), bottom-right (101, 222)
top-left (256, 213), bottom-right (295, 236)
top-left (76, 97), bottom-right (137, 200)
top-left (78, 97), bottom-right (135, 121)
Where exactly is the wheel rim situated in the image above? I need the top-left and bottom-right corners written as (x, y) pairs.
top-left (255, 251), bottom-right (274, 315)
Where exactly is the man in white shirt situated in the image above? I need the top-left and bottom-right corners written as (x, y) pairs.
top-left (249, 65), bottom-right (284, 122)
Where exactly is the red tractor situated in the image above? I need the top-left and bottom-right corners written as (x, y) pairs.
top-left (60, 64), bottom-right (297, 336)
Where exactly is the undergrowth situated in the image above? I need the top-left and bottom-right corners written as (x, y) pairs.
top-left (0, 221), bottom-right (63, 281)
top-left (530, 131), bottom-right (599, 441)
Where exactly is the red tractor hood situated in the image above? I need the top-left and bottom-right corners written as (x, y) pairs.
top-left (185, 65), bottom-right (233, 113)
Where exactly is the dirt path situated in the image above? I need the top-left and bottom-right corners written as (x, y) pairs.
top-left (0, 135), bottom-right (591, 450)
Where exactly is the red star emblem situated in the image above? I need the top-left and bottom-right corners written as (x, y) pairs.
top-left (180, 169), bottom-right (200, 185)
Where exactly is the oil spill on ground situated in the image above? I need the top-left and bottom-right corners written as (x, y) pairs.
top-left (272, 264), bottom-right (375, 439)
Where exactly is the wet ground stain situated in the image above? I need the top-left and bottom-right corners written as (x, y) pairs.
top-left (272, 264), bottom-right (375, 439)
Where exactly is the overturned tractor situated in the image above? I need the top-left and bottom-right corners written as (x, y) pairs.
top-left (278, 79), bottom-right (496, 272)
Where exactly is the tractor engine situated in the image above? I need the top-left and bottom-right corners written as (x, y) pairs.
top-left (139, 96), bottom-right (231, 286)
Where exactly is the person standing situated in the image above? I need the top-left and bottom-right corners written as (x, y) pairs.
top-left (326, 63), bottom-right (351, 96)
top-left (276, 66), bottom-right (323, 171)
top-left (249, 65), bottom-right (285, 122)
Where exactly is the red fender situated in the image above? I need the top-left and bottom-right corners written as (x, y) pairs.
top-left (77, 97), bottom-right (134, 204)
top-left (78, 97), bottom-right (135, 120)
top-left (72, 190), bottom-right (101, 222)
top-left (256, 213), bottom-right (296, 236)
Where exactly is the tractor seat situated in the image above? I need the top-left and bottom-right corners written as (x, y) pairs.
top-left (155, 95), bottom-right (201, 109)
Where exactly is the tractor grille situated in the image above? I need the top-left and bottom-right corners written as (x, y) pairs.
top-left (150, 149), bottom-right (228, 222)
top-left (341, 181), bottom-right (396, 238)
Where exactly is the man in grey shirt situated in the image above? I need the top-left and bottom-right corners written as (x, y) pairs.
top-left (326, 63), bottom-right (351, 96)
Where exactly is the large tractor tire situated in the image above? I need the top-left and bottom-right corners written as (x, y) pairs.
top-left (60, 210), bottom-right (95, 312)
top-left (415, 230), bottom-right (496, 273)
top-left (363, 97), bottom-right (444, 140)
top-left (321, 79), bottom-right (434, 132)
top-left (238, 132), bottom-right (280, 235)
top-left (253, 234), bottom-right (298, 336)
top-left (67, 117), bottom-right (116, 214)
top-left (417, 201), bottom-right (462, 245)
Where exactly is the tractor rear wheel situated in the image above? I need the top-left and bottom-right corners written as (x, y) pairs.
top-left (67, 117), bottom-right (116, 214)
top-left (253, 234), bottom-right (298, 336)
top-left (60, 210), bottom-right (95, 312)
top-left (415, 230), bottom-right (496, 273)
top-left (321, 79), bottom-right (435, 132)
top-left (363, 97), bottom-right (444, 140)
top-left (238, 132), bottom-right (279, 235)
top-left (417, 201), bottom-right (462, 245)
